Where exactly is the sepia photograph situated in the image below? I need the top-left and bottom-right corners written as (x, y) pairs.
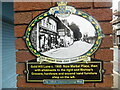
top-left (30, 14), bottom-right (97, 59)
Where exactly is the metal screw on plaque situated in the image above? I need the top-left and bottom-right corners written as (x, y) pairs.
top-left (102, 69), bottom-right (106, 74)
top-left (102, 34), bottom-right (105, 38)
top-left (22, 36), bottom-right (26, 40)
top-left (23, 70), bottom-right (28, 74)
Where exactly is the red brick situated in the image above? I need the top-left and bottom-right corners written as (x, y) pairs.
top-left (95, 75), bottom-right (113, 87)
top-left (54, 83), bottom-right (94, 88)
top-left (95, 49), bottom-right (113, 61)
top-left (14, 25), bottom-right (27, 37)
top-left (104, 62), bottom-right (113, 74)
top-left (99, 22), bottom-right (113, 34)
top-left (16, 63), bottom-right (25, 74)
top-left (32, 11), bottom-right (44, 18)
top-left (17, 75), bottom-right (54, 88)
top-left (82, 9), bottom-right (112, 21)
top-left (69, 2), bottom-right (93, 8)
top-left (100, 36), bottom-right (113, 48)
top-left (16, 38), bottom-right (27, 50)
top-left (52, 2), bottom-right (93, 8)
top-left (14, 12), bottom-right (32, 24)
top-left (46, 88), bottom-right (74, 90)
top-left (17, 88), bottom-right (35, 90)
top-left (16, 51), bottom-right (36, 62)
top-left (14, 2), bottom-right (51, 11)
top-left (75, 88), bottom-right (114, 90)
top-left (36, 88), bottom-right (55, 90)
top-left (94, 1), bottom-right (112, 8)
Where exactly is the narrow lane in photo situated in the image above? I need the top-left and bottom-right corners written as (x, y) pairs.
top-left (41, 40), bottom-right (93, 58)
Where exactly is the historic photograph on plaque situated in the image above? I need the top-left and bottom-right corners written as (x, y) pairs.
top-left (24, 2), bottom-right (104, 84)
top-left (31, 14), bottom-right (97, 59)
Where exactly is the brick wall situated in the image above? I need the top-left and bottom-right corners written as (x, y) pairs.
top-left (14, 1), bottom-right (113, 89)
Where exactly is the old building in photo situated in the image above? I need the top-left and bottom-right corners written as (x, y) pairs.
top-left (33, 16), bottom-right (74, 52)
top-left (38, 16), bottom-right (58, 52)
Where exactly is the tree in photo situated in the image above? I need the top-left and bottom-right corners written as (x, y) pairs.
top-left (69, 22), bottom-right (82, 41)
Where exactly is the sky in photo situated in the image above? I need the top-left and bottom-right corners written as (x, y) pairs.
top-left (58, 14), bottom-right (96, 37)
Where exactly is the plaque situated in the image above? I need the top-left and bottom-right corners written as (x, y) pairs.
top-left (24, 2), bottom-right (104, 84)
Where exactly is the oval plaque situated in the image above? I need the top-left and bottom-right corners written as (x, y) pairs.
top-left (25, 2), bottom-right (103, 64)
